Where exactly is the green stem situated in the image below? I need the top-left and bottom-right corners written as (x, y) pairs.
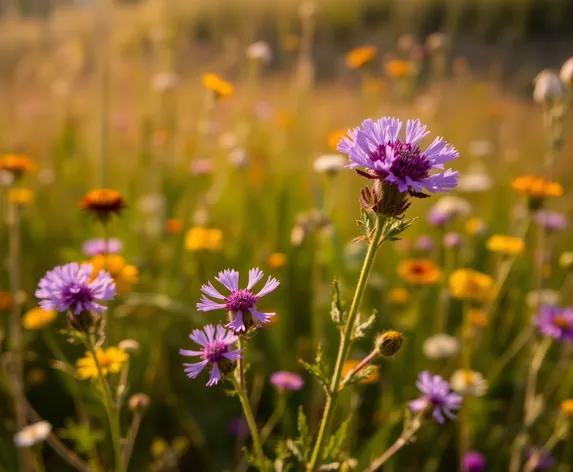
top-left (260, 394), bottom-right (286, 444)
top-left (307, 215), bottom-right (385, 471)
top-left (85, 336), bottom-right (124, 472)
top-left (229, 376), bottom-right (267, 472)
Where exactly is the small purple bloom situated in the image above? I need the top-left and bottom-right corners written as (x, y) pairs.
top-left (35, 262), bottom-right (116, 315)
top-left (444, 232), bottom-right (463, 248)
top-left (82, 238), bottom-right (123, 257)
top-left (409, 371), bottom-right (462, 423)
top-left (180, 324), bottom-right (242, 386)
top-left (415, 235), bottom-right (434, 252)
top-left (527, 448), bottom-right (554, 470)
top-left (270, 371), bottom-right (304, 391)
top-left (534, 304), bottom-right (573, 342)
top-left (534, 209), bottom-right (567, 232)
top-left (197, 268), bottom-right (279, 333)
top-left (229, 416), bottom-right (250, 438)
top-left (338, 117), bottom-right (459, 196)
top-left (462, 451), bottom-right (486, 472)
top-left (428, 207), bottom-right (450, 227)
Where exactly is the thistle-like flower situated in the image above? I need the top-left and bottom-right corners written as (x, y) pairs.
top-left (409, 371), bottom-right (462, 423)
top-left (534, 305), bottom-right (573, 342)
top-left (197, 269), bottom-right (279, 333)
top-left (180, 324), bottom-right (242, 386)
top-left (35, 262), bottom-right (116, 315)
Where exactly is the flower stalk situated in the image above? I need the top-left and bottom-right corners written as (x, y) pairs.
top-left (307, 214), bottom-right (385, 471)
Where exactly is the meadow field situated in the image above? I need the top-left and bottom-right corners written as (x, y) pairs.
top-left (1, 0), bottom-right (573, 471)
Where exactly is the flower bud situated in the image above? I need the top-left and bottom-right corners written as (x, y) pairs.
top-left (67, 310), bottom-right (98, 333)
top-left (375, 331), bottom-right (403, 357)
top-left (128, 393), bottom-right (151, 413)
top-left (533, 70), bottom-right (565, 104)
top-left (118, 339), bottom-right (140, 354)
top-left (560, 57), bottom-right (573, 87)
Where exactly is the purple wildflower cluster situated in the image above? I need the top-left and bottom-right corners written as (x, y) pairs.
top-left (534, 305), bottom-right (573, 342)
top-left (409, 371), bottom-right (462, 423)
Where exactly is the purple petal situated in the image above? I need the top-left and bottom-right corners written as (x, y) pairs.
top-left (197, 295), bottom-right (226, 312)
top-left (256, 276), bottom-right (280, 297)
top-left (207, 364), bottom-right (221, 386)
top-left (201, 282), bottom-right (226, 300)
top-left (226, 311), bottom-right (246, 332)
top-left (183, 360), bottom-right (209, 378)
top-left (216, 269), bottom-right (239, 292)
top-left (247, 268), bottom-right (264, 290)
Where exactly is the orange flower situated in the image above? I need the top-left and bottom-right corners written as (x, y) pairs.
top-left (0, 154), bottom-right (37, 177)
top-left (512, 176), bottom-right (563, 207)
top-left (201, 73), bottom-right (233, 99)
top-left (166, 218), bottom-right (183, 234)
top-left (345, 46), bottom-right (377, 69)
top-left (80, 189), bottom-right (125, 221)
top-left (8, 188), bottom-right (34, 206)
top-left (0, 291), bottom-right (13, 309)
top-left (385, 60), bottom-right (416, 78)
top-left (267, 253), bottom-right (287, 269)
top-left (326, 129), bottom-right (347, 151)
top-left (398, 259), bottom-right (441, 285)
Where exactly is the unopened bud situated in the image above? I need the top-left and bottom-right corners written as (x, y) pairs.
top-left (128, 393), bottom-right (151, 413)
top-left (119, 339), bottom-right (140, 354)
top-left (375, 331), bottom-right (403, 357)
top-left (67, 310), bottom-right (98, 333)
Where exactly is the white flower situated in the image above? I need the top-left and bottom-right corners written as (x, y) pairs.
top-left (151, 72), bottom-right (179, 92)
top-left (38, 168), bottom-right (56, 186)
top-left (0, 170), bottom-right (14, 186)
top-left (246, 41), bottom-right (272, 63)
top-left (137, 194), bottom-right (165, 216)
top-left (457, 171), bottom-right (492, 193)
top-left (119, 339), bottom-right (140, 353)
top-left (432, 196), bottom-right (472, 218)
top-left (560, 57), bottom-right (573, 86)
top-left (426, 33), bottom-right (448, 52)
top-left (450, 369), bottom-right (488, 397)
top-left (526, 289), bottom-right (560, 308)
top-left (422, 334), bottom-right (459, 360)
top-left (290, 225), bottom-right (305, 247)
top-left (397, 34), bottom-right (416, 52)
top-left (533, 70), bottom-right (565, 104)
top-left (14, 421), bottom-right (52, 447)
top-left (468, 140), bottom-right (493, 158)
top-left (313, 154), bottom-right (347, 175)
top-left (229, 148), bottom-right (249, 169)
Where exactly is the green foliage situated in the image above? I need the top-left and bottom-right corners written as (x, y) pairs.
top-left (330, 279), bottom-right (346, 326)
top-left (299, 345), bottom-right (330, 394)
top-left (351, 311), bottom-right (377, 341)
top-left (58, 419), bottom-right (104, 455)
top-left (323, 417), bottom-right (351, 461)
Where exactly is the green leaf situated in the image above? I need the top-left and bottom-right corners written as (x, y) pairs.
top-left (356, 209), bottom-right (375, 240)
top-left (295, 406), bottom-right (311, 462)
top-left (323, 417), bottom-right (351, 460)
top-left (58, 418), bottom-right (104, 455)
top-left (298, 346), bottom-right (330, 394)
top-left (383, 217), bottom-right (417, 243)
top-left (352, 311), bottom-right (377, 340)
top-left (341, 365), bottom-right (379, 389)
top-left (330, 280), bottom-right (344, 325)
top-left (286, 439), bottom-right (303, 462)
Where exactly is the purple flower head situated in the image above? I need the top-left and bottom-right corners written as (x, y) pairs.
top-left (197, 268), bottom-right (279, 333)
top-left (409, 371), bottom-right (462, 423)
top-left (82, 238), bottom-right (123, 257)
top-left (534, 209), bottom-right (567, 232)
top-left (444, 232), bottom-right (463, 248)
top-left (180, 324), bottom-right (242, 386)
top-left (428, 207), bottom-right (450, 227)
top-left (35, 263), bottom-right (116, 315)
top-left (527, 448), bottom-right (554, 470)
top-left (462, 451), bottom-right (486, 472)
top-left (338, 117), bottom-right (459, 196)
top-left (415, 235), bottom-right (434, 252)
top-left (534, 304), bottom-right (573, 342)
top-left (270, 371), bottom-right (304, 391)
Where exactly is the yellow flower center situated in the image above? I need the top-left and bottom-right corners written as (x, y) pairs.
top-left (553, 315), bottom-right (571, 329)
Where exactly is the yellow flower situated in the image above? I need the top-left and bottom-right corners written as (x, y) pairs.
top-left (465, 217), bottom-right (486, 235)
top-left (560, 399), bottom-right (573, 417)
top-left (512, 176), bottom-right (563, 202)
top-left (326, 128), bottom-right (347, 151)
top-left (201, 73), bottom-right (233, 99)
top-left (267, 252), bottom-right (287, 269)
top-left (468, 309), bottom-right (489, 327)
top-left (345, 46), bottom-right (377, 69)
top-left (342, 360), bottom-right (380, 384)
top-left (449, 269), bottom-right (496, 303)
top-left (76, 347), bottom-right (128, 380)
top-left (8, 188), bottom-right (34, 206)
top-left (185, 227), bottom-right (223, 252)
top-left (397, 259), bottom-right (441, 285)
top-left (151, 437), bottom-right (168, 458)
top-left (0, 154), bottom-right (37, 177)
top-left (89, 254), bottom-right (139, 294)
top-left (486, 235), bottom-right (525, 256)
top-left (387, 288), bottom-right (409, 305)
top-left (22, 307), bottom-right (57, 330)
top-left (385, 60), bottom-right (416, 78)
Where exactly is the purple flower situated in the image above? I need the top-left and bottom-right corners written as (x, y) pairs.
top-left (270, 371), bottom-right (304, 391)
top-left (180, 324), bottom-right (242, 386)
top-left (462, 451), bottom-right (486, 472)
top-left (534, 210), bottom-right (567, 232)
top-left (197, 268), bottom-right (279, 333)
top-left (35, 263), bottom-right (116, 315)
top-left (409, 371), bottom-right (462, 423)
top-left (444, 232), bottom-right (463, 248)
top-left (428, 208), bottom-right (450, 227)
top-left (527, 448), bottom-right (554, 470)
top-left (415, 235), bottom-right (434, 252)
top-left (338, 117), bottom-right (458, 196)
top-left (82, 238), bottom-right (123, 257)
top-left (534, 304), bottom-right (573, 342)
